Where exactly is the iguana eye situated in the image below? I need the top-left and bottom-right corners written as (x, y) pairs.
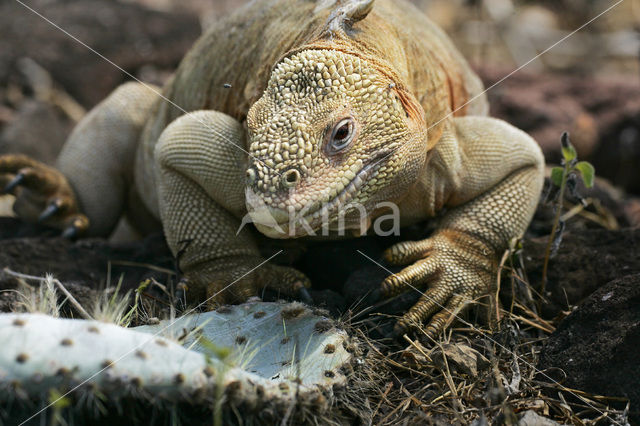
top-left (329, 118), bottom-right (355, 153)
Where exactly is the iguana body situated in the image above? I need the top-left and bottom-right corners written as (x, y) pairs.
top-left (0, 0), bottom-right (544, 336)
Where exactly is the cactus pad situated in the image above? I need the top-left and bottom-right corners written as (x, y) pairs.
top-left (0, 300), bottom-right (353, 421)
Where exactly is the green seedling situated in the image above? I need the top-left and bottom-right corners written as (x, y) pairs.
top-left (540, 132), bottom-right (595, 301)
top-left (48, 388), bottom-right (71, 426)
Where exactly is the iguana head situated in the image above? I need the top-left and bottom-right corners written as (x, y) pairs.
top-left (245, 49), bottom-right (427, 238)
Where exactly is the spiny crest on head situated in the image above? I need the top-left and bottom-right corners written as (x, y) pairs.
top-left (267, 50), bottom-right (378, 106)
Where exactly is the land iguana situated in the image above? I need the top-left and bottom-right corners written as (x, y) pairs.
top-left (0, 0), bottom-right (544, 338)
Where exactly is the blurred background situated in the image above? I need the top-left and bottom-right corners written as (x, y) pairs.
top-left (0, 3), bottom-right (638, 423)
top-left (0, 0), bottom-right (639, 193)
top-left (144, 0), bottom-right (640, 75)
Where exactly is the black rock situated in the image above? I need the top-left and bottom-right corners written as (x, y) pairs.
top-left (538, 273), bottom-right (640, 423)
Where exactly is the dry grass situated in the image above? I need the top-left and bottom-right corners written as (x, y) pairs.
top-left (344, 321), bottom-right (629, 425)
top-left (337, 245), bottom-right (631, 425)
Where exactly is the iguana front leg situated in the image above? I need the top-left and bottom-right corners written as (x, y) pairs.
top-left (154, 111), bottom-right (311, 305)
top-left (380, 117), bottom-right (544, 338)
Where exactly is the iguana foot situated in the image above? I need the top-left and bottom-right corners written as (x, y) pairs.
top-left (184, 256), bottom-right (312, 307)
top-left (380, 230), bottom-right (496, 340)
top-left (0, 154), bottom-right (88, 237)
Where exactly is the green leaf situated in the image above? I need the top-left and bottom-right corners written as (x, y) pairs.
top-left (560, 132), bottom-right (577, 162)
top-left (135, 278), bottom-right (151, 294)
top-left (550, 167), bottom-right (564, 187)
top-left (561, 144), bottom-right (577, 162)
top-left (575, 161), bottom-right (595, 188)
top-left (198, 336), bottom-right (231, 361)
top-left (48, 388), bottom-right (71, 409)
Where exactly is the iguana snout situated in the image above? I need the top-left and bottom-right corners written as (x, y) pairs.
top-left (245, 49), bottom-right (428, 238)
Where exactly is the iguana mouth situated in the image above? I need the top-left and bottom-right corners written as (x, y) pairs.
top-left (246, 151), bottom-right (392, 238)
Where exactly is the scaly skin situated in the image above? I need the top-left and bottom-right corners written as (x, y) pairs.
top-left (0, 0), bottom-right (544, 338)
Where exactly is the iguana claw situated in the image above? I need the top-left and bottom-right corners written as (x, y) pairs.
top-left (38, 199), bottom-right (63, 222)
top-left (2, 172), bottom-right (25, 193)
top-left (298, 286), bottom-right (314, 304)
top-left (61, 217), bottom-right (89, 239)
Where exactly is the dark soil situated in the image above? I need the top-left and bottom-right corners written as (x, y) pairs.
top-left (0, 218), bottom-right (174, 314)
top-left (537, 274), bottom-right (640, 423)
top-left (523, 228), bottom-right (640, 318)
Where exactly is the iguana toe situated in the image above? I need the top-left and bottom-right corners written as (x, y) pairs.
top-left (394, 293), bottom-right (470, 341)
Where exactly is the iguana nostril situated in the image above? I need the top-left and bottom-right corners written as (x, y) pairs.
top-left (282, 169), bottom-right (300, 188)
top-left (246, 168), bottom-right (256, 185)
